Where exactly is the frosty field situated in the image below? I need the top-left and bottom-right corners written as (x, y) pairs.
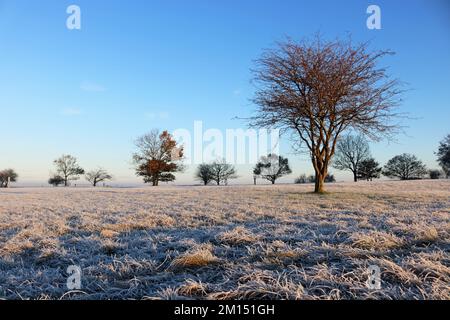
top-left (0, 180), bottom-right (449, 300)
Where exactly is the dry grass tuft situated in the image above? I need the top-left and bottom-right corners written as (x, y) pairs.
top-left (413, 226), bottom-right (440, 245)
top-left (218, 226), bottom-right (259, 245)
top-left (1, 239), bottom-right (35, 256)
top-left (261, 241), bottom-right (307, 264)
top-left (177, 279), bottom-right (208, 297)
top-left (170, 245), bottom-right (220, 270)
top-left (100, 229), bottom-right (119, 238)
top-left (405, 252), bottom-right (450, 280)
top-left (211, 271), bottom-right (304, 300)
top-left (371, 258), bottom-right (421, 285)
top-left (351, 231), bottom-right (404, 251)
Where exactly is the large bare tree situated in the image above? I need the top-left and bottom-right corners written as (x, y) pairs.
top-left (332, 134), bottom-right (371, 182)
top-left (249, 36), bottom-right (402, 192)
top-left (53, 155), bottom-right (85, 187)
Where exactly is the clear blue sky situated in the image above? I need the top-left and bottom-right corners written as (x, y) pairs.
top-left (1, 0), bottom-right (449, 185)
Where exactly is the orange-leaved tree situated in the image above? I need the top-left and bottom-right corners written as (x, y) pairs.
top-left (133, 130), bottom-right (184, 186)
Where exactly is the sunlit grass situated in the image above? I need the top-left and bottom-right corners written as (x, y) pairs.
top-left (0, 179), bottom-right (449, 299)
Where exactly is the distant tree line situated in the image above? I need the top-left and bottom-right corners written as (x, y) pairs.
top-left (1, 132), bottom-right (448, 188)
top-left (48, 154), bottom-right (112, 187)
top-left (295, 173), bottom-right (335, 184)
top-left (293, 133), bottom-right (450, 183)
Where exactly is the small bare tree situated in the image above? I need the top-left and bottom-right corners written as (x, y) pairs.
top-left (209, 160), bottom-right (237, 185)
top-left (53, 155), bottom-right (84, 187)
top-left (0, 169), bottom-right (18, 188)
top-left (85, 168), bottom-right (113, 187)
top-left (253, 154), bottom-right (292, 184)
top-left (249, 36), bottom-right (402, 192)
top-left (195, 164), bottom-right (213, 186)
top-left (332, 135), bottom-right (371, 182)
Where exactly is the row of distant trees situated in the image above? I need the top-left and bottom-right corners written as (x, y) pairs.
top-left (0, 155), bottom-right (114, 188)
top-left (295, 174), bottom-right (336, 184)
top-left (48, 155), bottom-right (112, 187)
top-left (132, 129), bottom-right (318, 186)
top-left (295, 133), bottom-right (450, 183)
top-left (131, 129), bottom-right (450, 186)
top-left (330, 134), bottom-right (449, 181)
top-left (0, 132), bottom-right (449, 188)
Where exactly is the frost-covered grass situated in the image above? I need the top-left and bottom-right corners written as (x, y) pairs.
top-left (0, 180), bottom-right (449, 300)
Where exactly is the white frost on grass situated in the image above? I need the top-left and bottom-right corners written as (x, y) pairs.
top-left (0, 180), bottom-right (449, 300)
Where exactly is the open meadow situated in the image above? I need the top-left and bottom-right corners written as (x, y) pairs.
top-left (0, 180), bottom-right (449, 300)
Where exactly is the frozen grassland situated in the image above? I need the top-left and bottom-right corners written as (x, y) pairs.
top-left (0, 180), bottom-right (449, 300)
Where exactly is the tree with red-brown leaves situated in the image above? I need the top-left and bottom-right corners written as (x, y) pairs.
top-left (133, 130), bottom-right (184, 186)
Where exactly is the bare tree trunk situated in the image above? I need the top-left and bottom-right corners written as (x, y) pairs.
top-left (353, 171), bottom-right (358, 182)
top-left (271, 180), bottom-right (275, 184)
top-left (313, 156), bottom-right (327, 193)
top-left (314, 173), bottom-right (325, 193)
